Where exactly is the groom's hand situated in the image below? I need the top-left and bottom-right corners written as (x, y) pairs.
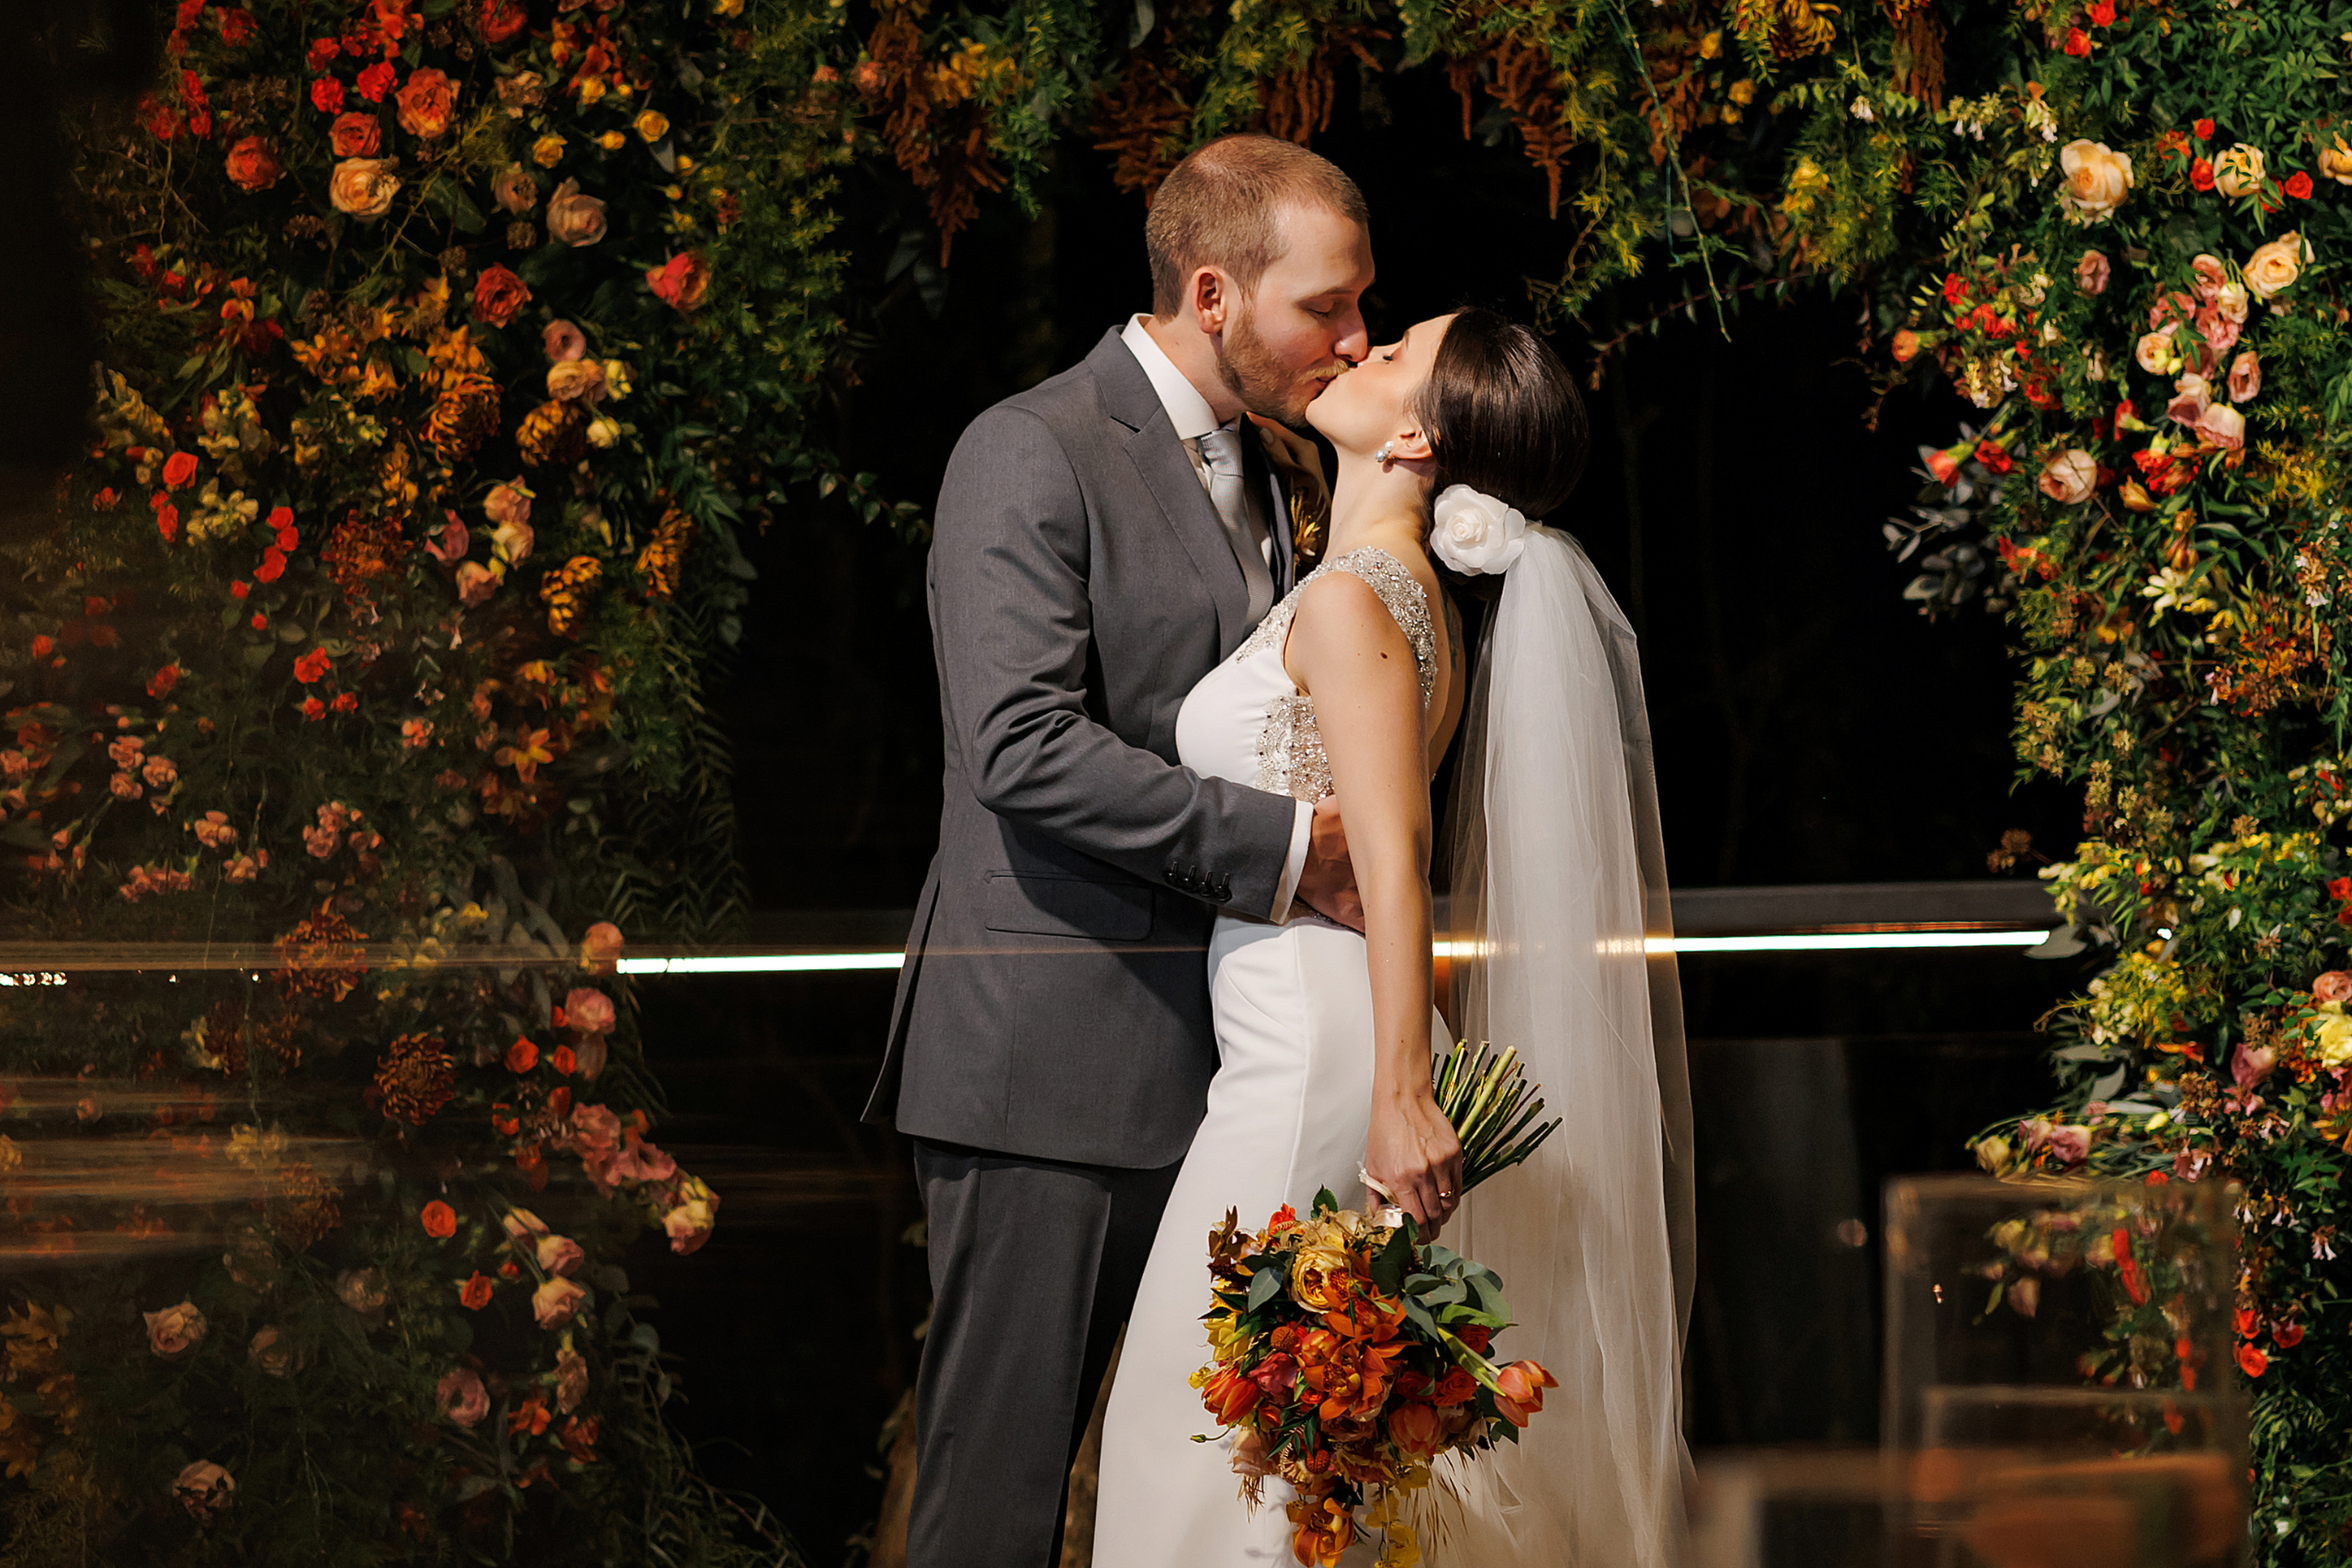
top-left (1295, 795), bottom-right (1363, 931)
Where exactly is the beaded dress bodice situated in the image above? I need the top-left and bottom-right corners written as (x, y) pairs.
top-left (1174, 547), bottom-right (1438, 807)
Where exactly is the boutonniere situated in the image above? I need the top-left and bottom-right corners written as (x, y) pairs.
top-left (1288, 491), bottom-right (1329, 577)
top-left (1247, 412), bottom-right (1330, 577)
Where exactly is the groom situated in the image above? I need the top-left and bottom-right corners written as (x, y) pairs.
top-left (865, 136), bottom-right (1376, 1567)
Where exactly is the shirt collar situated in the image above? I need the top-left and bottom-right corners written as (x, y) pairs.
top-left (1119, 314), bottom-right (1225, 443)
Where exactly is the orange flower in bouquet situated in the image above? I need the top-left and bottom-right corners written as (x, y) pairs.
top-left (1193, 1186), bottom-right (1555, 1568)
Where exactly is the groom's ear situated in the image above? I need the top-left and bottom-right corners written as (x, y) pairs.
top-left (1189, 265), bottom-right (1235, 334)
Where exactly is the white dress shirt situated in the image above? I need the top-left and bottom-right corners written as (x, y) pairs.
top-left (1120, 315), bottom-right (1314, 923)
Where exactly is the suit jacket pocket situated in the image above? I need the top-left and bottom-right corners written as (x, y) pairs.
top-left (983, 872), bottom-right (1154, 942)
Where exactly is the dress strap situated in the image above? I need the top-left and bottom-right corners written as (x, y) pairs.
top-left (1323, 547), bottom-right (1438, 707)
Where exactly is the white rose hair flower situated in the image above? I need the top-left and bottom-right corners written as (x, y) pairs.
top-left (1430, 484), bottom-right (1530, 576)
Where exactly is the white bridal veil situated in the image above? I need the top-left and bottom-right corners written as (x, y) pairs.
top-left (1425, 524), bottom-right (1695, 1566)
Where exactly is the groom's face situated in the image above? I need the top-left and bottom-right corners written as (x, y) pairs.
top-left (1218, 202), bottom-right (1373, 426)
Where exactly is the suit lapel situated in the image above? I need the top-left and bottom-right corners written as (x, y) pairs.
top-left (1086, 331), bottom-right (1251, 654)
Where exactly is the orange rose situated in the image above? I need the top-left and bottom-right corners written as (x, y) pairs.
top-left (645, 252), bottom-right (710, 311)
top-left (545, 177), bottom-right (607, 246)
top-left (2314, 971), bottom-right (2352, 1002)
top-left (472, 264), bottom-right (532, 327)
top-left (223, 136), bottom-right (282, 192)
top-left (481, 0), bottom-right (528, 43)
top-left (1387, 1400), bottom-right (1445, 1459)
top-left (144, 1300), bottom-right (208, 1357)
top-left (395, 66), bottom-right (457, 139)
top-left (532, 1276), bottom-right (588, 1328)
top-left (458, 1271), bottom-right (494, 1310)
top-left (1493, 1359), bottom-right (1558, 1427)
top-left (505, 1035), bottom-right (539, 1071)
top-left (546, 358), bottom-right (606, 402)
top-left (420, 1199), bottom-right (457, 1237)
top-left (329, 157), bottom-right (401, 220)
top-left (330, 113), bottom-right (381, 158)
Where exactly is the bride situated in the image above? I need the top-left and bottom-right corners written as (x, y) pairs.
top-left (1091, 307), bottom-right (1691, 1565)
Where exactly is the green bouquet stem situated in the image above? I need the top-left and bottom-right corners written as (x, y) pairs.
top-left (1432, 1040), bottom-right (1562, 1193)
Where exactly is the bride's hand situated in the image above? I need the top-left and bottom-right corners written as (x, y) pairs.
top-left (1363, 1083), bottom-right (1463, 1239)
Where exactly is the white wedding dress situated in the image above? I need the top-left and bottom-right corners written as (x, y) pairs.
top-left (1092, 547), bottom-right (1443, 1567)
top-left (1091, 526), bottom-right (1691, 1568)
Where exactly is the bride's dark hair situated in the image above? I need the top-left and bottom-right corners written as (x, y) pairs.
top-left (1413, 306), bottom-right (1589, 530)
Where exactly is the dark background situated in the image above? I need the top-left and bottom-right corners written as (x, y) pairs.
top-left (627, 62), bottom-right (2090, 1562)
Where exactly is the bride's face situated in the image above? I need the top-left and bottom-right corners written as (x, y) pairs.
top-left (1305, 313), bottom-right (1456, 457)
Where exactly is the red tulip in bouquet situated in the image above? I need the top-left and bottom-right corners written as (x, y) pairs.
top-left (1193, 1043), bottom-right (1561, 1567)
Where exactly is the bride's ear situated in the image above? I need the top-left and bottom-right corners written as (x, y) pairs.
top-left (1386, 428), bottom-right (1435, 466)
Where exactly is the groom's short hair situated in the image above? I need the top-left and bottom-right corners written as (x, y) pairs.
top-left (1147, 136), bottom-right (1368, 318)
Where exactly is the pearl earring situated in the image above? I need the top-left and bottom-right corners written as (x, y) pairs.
top-left (1374, 441), bottom-right (1395, 465)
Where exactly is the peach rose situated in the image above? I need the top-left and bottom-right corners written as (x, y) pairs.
top-left (145, 1300), bottom-right (208, 1357)
top-left (543, 319), bottom-right (587, 362)
top-left (2233, 1037), bottom-right (2278, 1090)
top-left (395, 66), bottom-right (458, 139)
top-left (1890, 329), bottom-right (1920, 363)
top-left (2245, 233), bottom-right (2311, 300)
top-left (2189, 254), bottom-right (2228, 302)
top-left (547, 357), bottom-right (607, 403)
top-left (456, 561), bottom-right (498, 605)
top-left (662, 1175), bottom-right (718, 1254)
top-left (2165, 373), bottom-right (2212, 429)
top-left (537, 1233), bottom-right (586, 1277)
top-left (502, 1206), bottom-right (548, 1242)
top-left (329, 158), bottom-right (401, 220)
top-left (335, 1267), bottom-right (388, 1314)
top-left (545, 178), bottom-right (607, 247)
top-left (581, 920), bottom-right (624, 973)
top-left (173, 1461), bottom-right (235, 1518)
top-left (2229, 349), bottom-right (2261, 404)
top-left (2057, 139), bottom-right (2132, 221)
top-left (2134, 327), bottom-right (2177, 376)
top-left (2037, 449), bottom-right (2098, 504)
top-left (437, 1366), bottom-right (489, 1427)
top-left (2195, 401), bottom-right (2245, 451)
top-left (532, 1276), bottom-right (589, 1329)
top-left (2075, 249), bottom-right (2109, 295)
top-left (330, 113), bottom-right (381, 158)
top-left (247, 1325), bottom-right (300, 1378)
top-left (493, 163), bottom-right (537, 215)
top-left (564, 987), bottom-right (616, 1033)
top-left (223, 136), bottom-right (282, 192)
top-left (2323, 136), bottom-right (2352, 187)
top-left (2314, 971), bottom-right (2352, 1002)
top-left (485, 480), bottom-right (534, 526)
top-left (646, 251), bottom-right (710, 311)
top-left (2211, 144), bottom-right (2267, 198)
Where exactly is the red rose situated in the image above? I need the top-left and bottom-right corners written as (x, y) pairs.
top-left (230, 581), bottom-right (249, 599)
top-left (300, 696), bottom-right (325, 720)
top-left (458, 1272), bottom-right (494, 1310)
top-left (550, 1043), bottom-right (576, 1075)
top-left (505, 1036), bottom-right (539, 1072)
top-left (395, 66), bottom-right (456, 139)
top-left (251, 612), bottom-right (267, 630)
top-left (293, 648), bottom-right (332, 683)
top-left (2328, 877), bottom-right (2351, 902)
top-left (481, 0), bottom-right (528, 43)
top-left (330, 112), bottom-right (381, 157)
top-left (2192, 118), bottom-right (2214, 141)
top-left (216, 7), bottom-right (254, 45)
top-left (307, 37), bottom-right (342, 70)
top-left (223, 135), bottom-right (282, 192)
top-left (2063, 27), bottom-right (2090, 55)
top-left (155, 505), bottom-right (179, 542)
top-left (311, 76), bottom-right (344, 115)
top-left (2275, 1321), bottom-right (2305, 1348)
top-left (2190, 158), bottom-right (2216, 192)
top-left (356, 61), bottom-right (397, 103)
top-left (147, 664), bottom-right (180, 698)
top-left (2287, 170), bottom-right (2313, 199)
top-left (2085, 0), bottom-right (2114, 21)
top-left (267, 504), bottom-right (295, 539)
top-left (254, 548), bottom-right (285, 582)
top-left (472, 264), bottom-right (532, 327)
top-left (421, 1200), bottom-right (457, 1238)
top-left (645, 252), bottom-right (710, 312)
top-left (2236, 1343), bottom-right (2269, 1379)
top-left (162, 451), bottom-right (198, 489)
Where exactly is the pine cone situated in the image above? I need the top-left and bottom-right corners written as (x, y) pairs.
top-left (425, 372), bottom-right (501, 465)
top-left (515, 398), bottom-right (588, 468)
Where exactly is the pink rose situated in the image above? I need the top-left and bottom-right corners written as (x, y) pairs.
top-left (2148, 290), bottom-right (2198, 331)
top-left (485, 481), bottom-right (533, 526)
top-left (501, 1206), bottom-right (548, 1242)
top-left (543, 320), bottom-right (587, 363)
top-left (2165, 374), bottom-right (2212, 430)
top-left (2194, 401), bottom-right (2245, 451)
top-left (2189, 254), bottom-right (2228, 303)
top-left (2044, 1124), bottom-right (2091, 1166)
top-left (493, 162), bottom-right (537, 215)
top-left (455, 561), bottom-right (497, 605)
top-left (173, 1461), bottom-right (235, 1518)
top-left (545, 177), bottom-right (607, 247)
top-left (144, 1300), bottom-right (208, 1357)
top-left (615, 1137), bottom-right (676, 1182)
top-left (2195, 305), bottom-right (2241, 354)
top-left (2315, 971), bottom-right (2352, 1002)
top-left (436, 1366), bottom-right (489, 1427)
top-left (2228, 350), bottom-right (2262, 404)
top-left (2134, 327), bottom-right (2177, 375)
top-left (2037, 449), bottom-right (2098, 504)
top-left (536, 1232), bottom-right (586, 1277)
top-left (532, 1276), bottom-right (589, 1328)
top-left (565, 987), bottom-right (616, 1034)
top-left (425, 512), bottom-right (470, 563)
top-left (2075, 249), bottom-right (2110, 295)
top-left (571, 1102), bottom-right (623, 1153)
top-left (2233, 1038), bottom-right (2278, 1090)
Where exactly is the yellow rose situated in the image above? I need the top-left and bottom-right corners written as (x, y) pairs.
top-left (597, 130), bottom-right (628, 152)
top-left (1727, 79), bottom-right (1756, 106)
top-left (2057, 139), bottom-right (2133, 221)
top-left (531, 133), bottom-right (567, 169)
top-left (2315, 1010), bottom-right (2352, 1067)
top-left (2322, 136), bottom-right (2352, 187)
top-left (635, 109), bottom-right (671, 142)
top-left (2212, 144), bottom-right (2267, 199)
top-left (2245, 232), bottom-right (2312, 300)
top-left (328, 158), bottom-right (401, 220)
top-left (1289, 1243), bottom-right (1353, 1312)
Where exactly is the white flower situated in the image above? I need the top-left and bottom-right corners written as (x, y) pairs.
top-left (1430, 485), bottom-right (1528, 576)
top-left (1850, 96), bottom-right (1875, 123)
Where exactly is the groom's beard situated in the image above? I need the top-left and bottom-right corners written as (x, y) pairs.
top-left (1216, 306), bottom-right (1324, 427)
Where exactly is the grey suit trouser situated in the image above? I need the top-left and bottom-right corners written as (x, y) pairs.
top-left (909, 1139), bottom-right (1182, 1568)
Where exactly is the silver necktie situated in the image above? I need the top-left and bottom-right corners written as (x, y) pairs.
top-left (1193, 425), bottom-right (1274, 626)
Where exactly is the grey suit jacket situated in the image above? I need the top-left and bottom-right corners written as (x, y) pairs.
top-left (865, 329), bottom-right (1300, 1169)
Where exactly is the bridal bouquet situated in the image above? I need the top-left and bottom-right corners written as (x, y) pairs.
top-left (1191, 1046), bottom-right (1561, 1566)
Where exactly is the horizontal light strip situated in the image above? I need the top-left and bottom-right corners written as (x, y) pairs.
top-left (618, 928), bottom-right (2053, 976)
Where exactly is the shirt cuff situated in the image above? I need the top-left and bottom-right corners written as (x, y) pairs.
top-left (1267, 798), bottom-right (1314, 922)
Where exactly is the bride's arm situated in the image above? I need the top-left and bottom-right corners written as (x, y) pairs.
top-left (1286, 572), bottom-right (1464, 1232)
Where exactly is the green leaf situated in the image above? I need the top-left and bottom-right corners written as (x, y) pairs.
top-left (1246, 1262), bottom-right (1283, 1312)
top-left (1312, 1186), bottom-right (1338, 1216)
top-left (1371, 1225), bottom-right (1413, 1297)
